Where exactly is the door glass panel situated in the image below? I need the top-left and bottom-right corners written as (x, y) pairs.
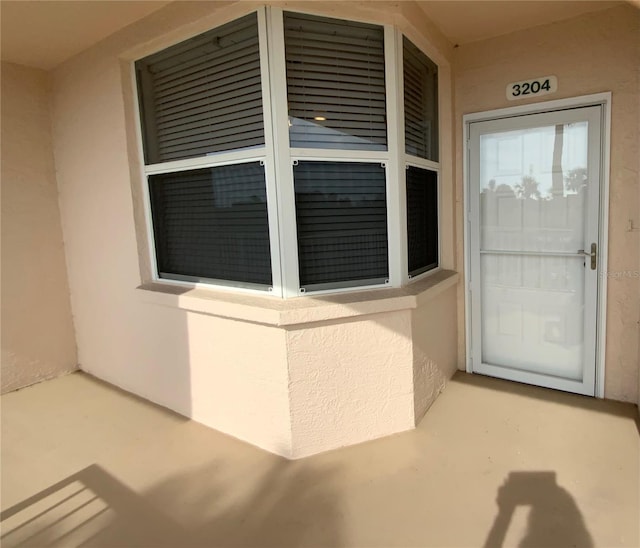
top-left (479, 121), bottom-right (589, 379)
top-left (480, 122), bottom-right (588, 253)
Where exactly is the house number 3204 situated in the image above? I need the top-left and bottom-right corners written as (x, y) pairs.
top-left (507, 76), bottom-right (558, 101)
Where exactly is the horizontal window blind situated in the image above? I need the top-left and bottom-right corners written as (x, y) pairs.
top-left (403, 37), bottom-right (438, 161)
top-left (284, 12), bottom-right (387, 151)
top-left (149, 162), bottom-right (272, 287)
top-left (406, 166), bottom-right (438, 276)
top-left (294, 161), bottom-right (388, 290)
top-left (136, 13), bottom-right (265, 164)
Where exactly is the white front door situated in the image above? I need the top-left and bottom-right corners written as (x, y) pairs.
top-left (468, 105), bottom-right (603, 395)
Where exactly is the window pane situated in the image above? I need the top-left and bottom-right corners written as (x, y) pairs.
top-left (407, 166), bottom-right (438, 276)
top-left (284, 12), bottom-right (387, 151)
top-left (149, 162), bottom-right (272, 287)
top-left (136, 13), bottom-right (264, 164)
top-left (403, 37), bottom-right (438, 161)
top-left (294, 161), bottom-right (388, 290)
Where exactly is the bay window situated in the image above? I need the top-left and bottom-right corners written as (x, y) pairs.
top-left (402, 36), bottom-right (440, 277)
top-left (135, 8), bottom-right (440, 297)
top-left (283, 12), bottom-right (387, 151)
top-left (293, 161), bottom-right (388, 292)
top-left (148, 163), bottom-right (272, 288)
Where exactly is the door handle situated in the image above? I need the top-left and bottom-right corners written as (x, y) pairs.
top-left (577, 243), bottom-right (597, 270)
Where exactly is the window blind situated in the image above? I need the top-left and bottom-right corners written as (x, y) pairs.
top-left (284, 12), bottom-right (387, 151)
top-left (136, 13), bottom-right (265, 164)
top-left (149, 162), bottom-right (272, 287)
top-left (406, 166), bottom-right (438, 276)
top-left (294, 161), bottom-right (388, 290)
top-left (403, 37), bottom-right (438, 161)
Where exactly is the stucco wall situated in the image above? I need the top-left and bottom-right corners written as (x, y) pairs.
top-left (1, 62), bottom-right (77, 393)
top-left (49, 1), bottom-right (458, 456)
top-left (287, 310), bottom-right (415, 459)
top-left (413, 284), bottom-right (458, 422)
top-left (454, 4), bottom-right (640, 403)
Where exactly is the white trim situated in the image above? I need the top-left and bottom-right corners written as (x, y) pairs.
top-left (596, 93), bottom-right (612, 399)
top-left (147, 277), bottom-right (278, 298)
top-left (142, 171), bottom-right (159, 282)
top-left (300, 281), bottom-right (390, 297)
top-left (463, 92), bottom-right (612, 123)
top-left (477, 362), bottom-right (595, 397)
top-left (289, 155), bottom-right (388, 165)
top-left (130, 61), bottom-right (160, 282)
top-left (266, 7), bottom-right (300, 299)
top-left (408, 266), bottom-right (442, 284)
top-left (276, 5), bottom-right (387, 28)
top-left (462, 92), bottom-right (611, 396)
top-left (143, 148), bottom-right (267, 175)
top-left (257, 6), bottom-right (284, 298)
top-left (463, 117), bottom-right (472, 373)
top-left (385, 25), bottom-right (405, 287)
top-left (583, 105), bottom-right (603, 395)
top-left (404, 156), bottom-right (440, 172)
top-left (288, 148), bottom-right (389, 161)
top-left (467, 122), bottom-right (482, 375)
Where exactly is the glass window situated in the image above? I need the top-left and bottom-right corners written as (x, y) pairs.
top-left (136, 13), bottom-right (264, 164)
top-left (406, 166), bottom-right (438, 276)
top-left (149, 162), bottom-right (272, 287)
top-left (294, 161), bottom-right (388, 290)
top-left (284, 12), bottom-right (387, 151)
top-left (403, 37), bottom-right (438, 161)
top-left (135, 10), bottom-right (441, 295)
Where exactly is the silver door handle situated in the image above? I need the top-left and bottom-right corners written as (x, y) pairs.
top-left (577, 243), bottom-right (597, 270)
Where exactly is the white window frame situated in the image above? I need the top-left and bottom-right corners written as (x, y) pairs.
top-left (134, 6), bottom-right (441, 299)
top-left (404, 161), bottom-right (441, 283)
top-left (396, 29), bottom-right (442, 285)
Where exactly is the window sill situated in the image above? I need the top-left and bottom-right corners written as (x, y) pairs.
top-left (137, 270), bottom-right (459, 327)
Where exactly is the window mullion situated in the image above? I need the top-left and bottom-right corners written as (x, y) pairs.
top-left (385, 26), bottom-right (408, 287)
top-left (143, 148), bottom-right (267, 175)
top-left (405, 155), bottom-right (440, 172)
top-left (266, 7), bottom-right (300, 298)
top-left (257, 7), bottom-right (283, 296)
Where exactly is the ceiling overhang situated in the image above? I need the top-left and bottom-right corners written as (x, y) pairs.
top-left (0, 0), bottom-right (629, 70)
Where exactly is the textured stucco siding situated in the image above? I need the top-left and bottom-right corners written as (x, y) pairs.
top-left (413, 284), bottom-right (458, 422)
top-left (287, 310), bottom-right (415, 459)
top-left (1, 62), bottom-right (77, 393)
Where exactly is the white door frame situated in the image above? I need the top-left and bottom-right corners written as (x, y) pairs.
top-left (463, 92), bottom-right (611, 398)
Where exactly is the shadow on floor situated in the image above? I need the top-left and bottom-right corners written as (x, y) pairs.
top-left (484, 471), bottom-right (593, 548)
top-left (0, 462), bottom-right (342, 547)
top-left (453, 371), bottom-right (640, 428)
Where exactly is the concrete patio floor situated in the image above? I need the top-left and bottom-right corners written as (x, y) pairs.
top-left (1, 371), bottom-right (638, 548)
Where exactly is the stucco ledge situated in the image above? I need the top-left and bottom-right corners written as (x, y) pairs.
top-left (136, 270), bottom-right (459, 327)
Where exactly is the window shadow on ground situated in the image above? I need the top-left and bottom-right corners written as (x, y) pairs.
top-left (0, 461), bottom-right (342, 547)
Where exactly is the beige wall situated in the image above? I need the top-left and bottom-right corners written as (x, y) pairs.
top-left (287, 309), bottom-right (415, 459)
top-left (1, 62), bottom-right (77, 393)
top-left (49, 1), bottom-right (459, 457)
top-left (413, 284), bottom-right (458, 422)
top-left (454, 5), bottom-right (640, 403)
